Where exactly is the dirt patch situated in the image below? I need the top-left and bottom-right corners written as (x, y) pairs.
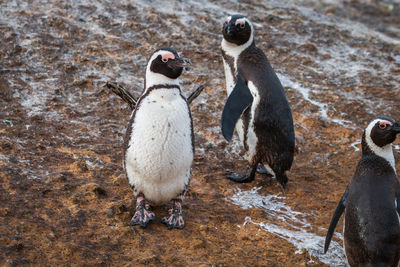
top-left (1, 0), bottom-right (399, 266)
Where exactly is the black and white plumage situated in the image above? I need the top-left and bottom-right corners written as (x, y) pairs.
top-left (325, 116), bottom-right (400, 267)
top-left (220, 14), bottom-right (295, 187)
top-left (123, 47), bottom-right (193, 229)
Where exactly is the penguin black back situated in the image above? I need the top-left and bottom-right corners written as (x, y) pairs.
top-left (221, 14), bottom-right (294, 186)
top-left (325, 116), bottom-right (400, 266)
top-left (239, 44), bottom-right (295, 171)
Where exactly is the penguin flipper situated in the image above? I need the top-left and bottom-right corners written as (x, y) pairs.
top-left (324, 187), bottom-right (349, 253)
top-left (221, 75), bottom-right (253, 141)
top-left (187, 85), bottom-right (205, 105)
top-left (106, 81), bottom-right (137, 110)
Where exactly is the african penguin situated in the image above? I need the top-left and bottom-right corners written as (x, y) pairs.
top-left (325, 116), bottom-right (400, 266)
top-left (220, 14), bottom-right (295, 187)
top-left (123, 47), bottom-right (193, 229)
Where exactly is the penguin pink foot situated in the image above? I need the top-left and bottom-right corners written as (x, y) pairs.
top-left (130, 195), bottom-right (155, 228)
top-left (161, 199), bottom-right (184, 230)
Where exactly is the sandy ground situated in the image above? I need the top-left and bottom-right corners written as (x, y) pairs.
top-left (1, 0), bottom-right (400, 266)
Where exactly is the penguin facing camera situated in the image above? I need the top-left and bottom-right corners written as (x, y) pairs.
top-left (325, 116), bottom-right (400, 266)
top-left (122, 47), bottom-right (197, 229)
top-left (220, 14), bottom-right (295, 187)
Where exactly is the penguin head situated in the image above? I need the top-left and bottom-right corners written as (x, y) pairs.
top-left (222, 14), bottom-right (253, 46)
top-left (363, 116), bottom-right (400, 156)
top-left (146, 47), bottom-right (191, 80)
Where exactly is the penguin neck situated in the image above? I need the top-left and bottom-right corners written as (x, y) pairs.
top-left (144, 69), bottom-right (180, 93)
top-left (221, 34), bottom-right (255, 61)
top-left (362, 132), bottom-right (396, 173)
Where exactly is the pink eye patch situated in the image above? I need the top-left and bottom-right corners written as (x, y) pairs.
top-left (379, 121), bottom-right (392, 129)
top-left (162, 53), bottom-right (175, 62)
top-left (235, 20), bottom-right (245, 27)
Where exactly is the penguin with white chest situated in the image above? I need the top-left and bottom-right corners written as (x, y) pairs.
top-left (220, 15), bottom-right (295, 187)
top-left (123, 47), bottom-right (193, 229)
top-left (325, 116), bottom-right (400, 266)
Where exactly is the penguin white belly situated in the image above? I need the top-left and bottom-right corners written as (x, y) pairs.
top-left (245, 81), bottom-right (274, 174)
top-left (125, 89), bottom-right (193, 205)
top-left (246, 81), bottom-right (259, 163)
top-left (223, 59), bottom-right (235, 95)
top-left (223, 59), bottom-right (245, 143)
top-left (235, 119), bottom-right (245, 144)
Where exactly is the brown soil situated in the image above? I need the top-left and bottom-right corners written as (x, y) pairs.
top-left (1, 0), bottom-right (399, 266)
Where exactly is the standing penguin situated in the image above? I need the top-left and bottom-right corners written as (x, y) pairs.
top-left (123, 47), bottom-right (193, 229)
top-left (325, 116), bottom-right (400, 266)
top-left (220, 14), bottom-right (295, 187)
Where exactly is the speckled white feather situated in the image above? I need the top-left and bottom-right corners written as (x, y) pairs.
top-left (125, 55), bottom-right (193, 205)
top-left (365, 119), bottom-right (396, 173)
top-left (222, 58), bottom-right (235, 95)
top-left (125, 88), bottom-right (193, 205)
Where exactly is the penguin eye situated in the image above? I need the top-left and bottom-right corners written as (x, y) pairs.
top-left (235, 20), bottom-right (245, 29)
top-left (161, 53), bottom-right (175, 63)
top-left (379, 122), bottom-right (387, 129)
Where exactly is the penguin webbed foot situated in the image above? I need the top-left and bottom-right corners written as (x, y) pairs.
top-left (227, 172), bottom-right (255, 183)
top-left (226, 165), bottom-right (257, 183)
top-left (130, 198), bottom-right (155, 228)
top-left (161, 200), bottom-right (184, 230)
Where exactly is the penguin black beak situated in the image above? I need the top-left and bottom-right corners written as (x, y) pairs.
top-left (393, 122), bottom-right (400, 134)
top-left (167, 57), bottom-right (192, 70)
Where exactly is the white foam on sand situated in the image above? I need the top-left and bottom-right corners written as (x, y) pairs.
top-left (350, 140), bottom-right (361, 152)
top-left (278, 73), bottom-right (353, 128)
top-left (229, 187), bottom-right (347, 266)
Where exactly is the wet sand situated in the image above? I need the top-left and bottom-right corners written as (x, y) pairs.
top-left (1, 0), bottom-right (399, 266)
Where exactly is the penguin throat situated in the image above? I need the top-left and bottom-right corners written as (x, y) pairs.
top-left (144, 70), bottom-right (180, 92)
top-left (221, 34), bottom-right (254, 59)
top-left (362, 132), bottom-right (396, 173)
